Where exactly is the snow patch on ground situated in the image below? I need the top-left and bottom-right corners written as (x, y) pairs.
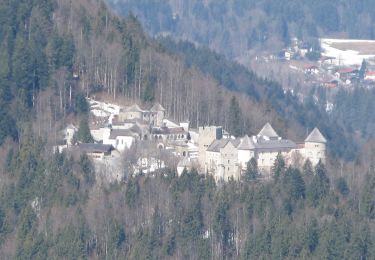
top-left (320, 38), bottom-right (375, 66)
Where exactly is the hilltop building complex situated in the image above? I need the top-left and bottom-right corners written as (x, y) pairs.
top-left (58, 98), bottom-right (327, 183)
top-left (199, 123), bottom-right (326, 182)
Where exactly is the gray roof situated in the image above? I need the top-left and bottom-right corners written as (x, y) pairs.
top-left (79, 143), bottom-right (113, 153)
top-left (253, 136), bottom-right (296, 151)
top-left (109, 129), bottom-right (136, 139)
top-left (305, 128), bottom-right (327, 143)
top-left (258, 123), bottom-right (279, 138)
top-left (150, 103), bottom-right (165, 112)
top-left (238, 135), bottom-right (256, 150)
top-left (152, 127), bottom-right (186, 135)
top-left (207, 139), bottom-right (239, 152)
top-left (130, 125), bottom-right (143, 134)
top-left (125, 104), bottom-right (144, 112)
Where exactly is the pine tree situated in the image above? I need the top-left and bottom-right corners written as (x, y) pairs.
top-left (228, 96), bottom-right (242, 137)
top-left (272, 153), bottom-right (286, 181)
top-left (359, 59), bottom-right (367, 80)
top-left (307, 161), bottom-right (330, 206)
top-left (77, 118), bottom-right (93, 143)
top-left (244, 157), bottom-right (259, 182)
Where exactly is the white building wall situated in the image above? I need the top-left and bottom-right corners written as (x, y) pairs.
top-left (220, 144), bottom-right (239, 181)
top-left (304, 142), bottom-right (326, 165)
top-left (91, 128), bottom-right (105, 142)
top-left (238, 150), bottom-right (254, 170)
top-left (116, 136), bottom-right (135, 151)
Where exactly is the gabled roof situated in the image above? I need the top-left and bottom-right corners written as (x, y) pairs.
top-left (254, 137), bottom-right (296, 150)
top-left (109, 129), bottom-right (136, 139)
top-left (207, 139), bottom-right (238, 153)
top-left (207, 139), bottom-right (229, 153)
top-left (79, 143), bottom-right (113, 153)
top-left (337, 68), bottom-right (357, 74)
top-left (237, 135), bottom-right (255, 150)
top-left (258, 123), bottom-right (279, 138)
top-left (125, 104), bottom-right (144, 112)
top-left (150, 103), bottom-right (165, 112)
top-left (305, 128), bottom-right (327, 143)
top-left (152, 126), bottom-right (187, 135)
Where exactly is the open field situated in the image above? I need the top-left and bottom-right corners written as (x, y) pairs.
top-left (330, 41), bottom-right (375, 55)
top-left (321, 38), bottom-right (375, 66)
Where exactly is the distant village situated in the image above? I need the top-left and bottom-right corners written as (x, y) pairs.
top-left (262, 37), bottom-right (375, 92)
top-left (55, 98), bottom-right (327, 183)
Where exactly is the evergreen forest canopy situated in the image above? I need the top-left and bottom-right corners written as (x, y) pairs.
top-left (1, 136), bottom-right (375, 259)
top-left (107, 0), bottom-right (375, 58)
top-left (0, 0), bottom-right (374, 258)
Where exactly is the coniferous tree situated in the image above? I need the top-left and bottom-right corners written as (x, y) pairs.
top-left (77, 118), bottom-right (93, 143)
top-left (359, 59), bottom-right (367, 80)
top-left (360, 174), bottom-right (375, 219)
top-left (244, 157), bottom-right (259, 182)
top-left (307, 161), bottom-right (330, 206)
top-left (272, 153), bottom-right (286, 181)
top-left (228, 96), bottom-right (242, 137)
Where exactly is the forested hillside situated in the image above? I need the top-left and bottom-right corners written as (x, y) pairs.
top-left (1, 138), bottom-right (375, 259)
top-left (107, 0), bottom-right (375, 59)
top-left (0, 0), bottom-right (375, 259)
top-left (106, 0), bottom-right (375, 158)
top-left (0, 0), bottom-right (357, 159)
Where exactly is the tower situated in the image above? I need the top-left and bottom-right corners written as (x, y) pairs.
top-left (150, 103), bottom-right (165, 126)
top-left (198, 126), bottom-right (223, 170)
top-left (304, 128), bottom-right (327, 165)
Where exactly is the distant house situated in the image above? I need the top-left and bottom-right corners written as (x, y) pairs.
top-left (319, 56), bottom-right (336, 65)
top-left (299, 43), bottom-right (312, 57)
top-left (103, 128), bottom-right (139, 152)
top-left (199, 123), bottom-right (327, 182)
top-left (335, 68), bottom-right (359, 82)
top-left (118, 104), bottom-right (144, 122)
top-left (321, 80), bottom-right (338, 88)
top-left (252, 123), bottom-right (296, 174)
top-left (78, 143), bottom-right (113, 160)
top-left (304, 65), bottom-right (319, 75)
top-left (151, 126), bottom-right (188, 142)
top-left (280, 49), bottom-right (292, 61)
top-left (118, 103), bottom-right (165, 127)
top-left (365, 71), bottom-right (375, 81)
top-left (205, 138), bottom-right (240, 182)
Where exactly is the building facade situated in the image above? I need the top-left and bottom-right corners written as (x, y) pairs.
top-left (200, 123), bottom-right (327, 181)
